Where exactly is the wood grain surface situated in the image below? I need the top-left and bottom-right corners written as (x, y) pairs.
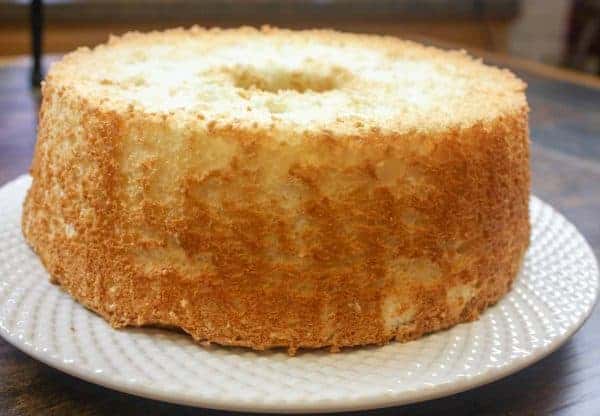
top-left (0, 54), bottom-right (599, 416)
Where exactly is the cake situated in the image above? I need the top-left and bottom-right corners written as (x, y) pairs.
top-left (22, 26), bottom-right (530, 354)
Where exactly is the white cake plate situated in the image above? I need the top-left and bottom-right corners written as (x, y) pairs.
top-left (0, 175), bottom-right (597, 413)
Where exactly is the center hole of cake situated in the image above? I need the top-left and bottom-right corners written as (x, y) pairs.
top-left (230, 66), bottom-right (348, 94)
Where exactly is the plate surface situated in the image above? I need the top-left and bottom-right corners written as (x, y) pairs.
top-left (0, 175), bottom-right (598, 413)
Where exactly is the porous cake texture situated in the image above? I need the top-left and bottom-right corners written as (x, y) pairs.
top-left (22, 26), bottom-right (530, 354)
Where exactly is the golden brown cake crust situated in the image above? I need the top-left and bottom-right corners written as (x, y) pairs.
top-left (22, 26), bottom-right (530, 354)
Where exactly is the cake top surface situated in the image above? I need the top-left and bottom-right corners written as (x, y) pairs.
top-left (47, 26), bottom-right (527, 136)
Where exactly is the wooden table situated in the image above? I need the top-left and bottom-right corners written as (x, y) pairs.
top-left (1, 53), bottom-right (599, 416)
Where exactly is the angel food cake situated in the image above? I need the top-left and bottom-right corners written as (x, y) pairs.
top-left (22, 27), bottom-right (530, 354)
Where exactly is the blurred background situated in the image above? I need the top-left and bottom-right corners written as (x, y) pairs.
top-left (1, 0), bottom-right (600, 77)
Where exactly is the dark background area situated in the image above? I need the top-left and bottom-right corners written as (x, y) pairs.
top-left (1, 0), bottom-right (600, 76)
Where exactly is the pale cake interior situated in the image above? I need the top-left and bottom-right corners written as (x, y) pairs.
top-left (50, 26), bottom-right (526, 135)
